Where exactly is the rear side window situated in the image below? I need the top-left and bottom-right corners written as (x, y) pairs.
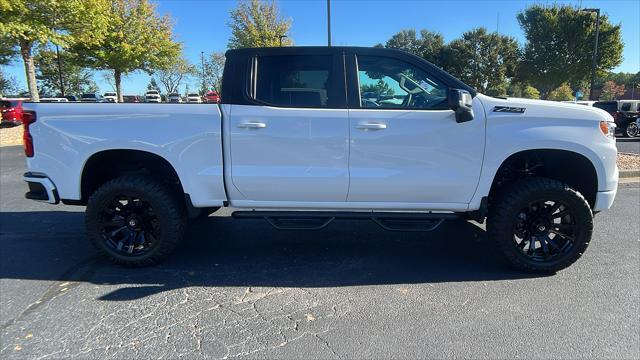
top-left (593, 101), bottom-right (617, 114)
top-left (621, 103), bottom-right (631, 111)
top-left (254, 55), bottom-right (334, 108)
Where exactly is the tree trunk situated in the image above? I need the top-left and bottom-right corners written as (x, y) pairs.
top-left (114, 70), bottom-right (122, 103)
top-left (20, 41), bottom-right (39, 102)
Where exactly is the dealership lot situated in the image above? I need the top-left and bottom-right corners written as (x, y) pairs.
top-left (0, 145), bottom-right (638, 359)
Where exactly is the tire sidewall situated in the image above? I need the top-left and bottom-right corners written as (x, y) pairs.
top-left (86, 178), bottom-right (182, 265)
top-left (492, 181), bottom-right (593, 272)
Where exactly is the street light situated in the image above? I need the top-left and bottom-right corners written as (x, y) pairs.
top-left (582, 8), bottom-right (600, 101)
top-left (201, 51), bottom-right (206, 94)
top-left (327, 0), bottom-right (332, 46)
top-left (279, 35), bottom-right (287, 47)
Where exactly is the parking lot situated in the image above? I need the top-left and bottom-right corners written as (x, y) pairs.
top-left (0, 144), bottom-right (639, 359)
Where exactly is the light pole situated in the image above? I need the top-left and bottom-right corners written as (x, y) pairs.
top-left (201, 51), bottom-right (206, 94)
top-left (279, 35), bottom-right (287, 47)
top-left (327, 0), bottom-right (331, 46)
top-left (582, 8), bottom-right (600, 101)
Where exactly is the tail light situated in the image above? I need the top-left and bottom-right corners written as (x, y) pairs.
top-left (22, 111), bottom-right (36, 157)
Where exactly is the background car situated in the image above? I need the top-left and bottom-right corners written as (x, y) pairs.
top-left (103, 92), bottom-right (118, 103)
top-left (186, 93), bottom-right (202, 103)
top-left (0, 99), bottom-right (24, 126)
top-left (167, 93), bottom-right (182, 103)
top-left (65, 95), bottom-right (78, 102)
top-left (80, 93), bottom-right (104, 102)
top-left (40, 97), bottom-right (69, 103)
top-left (204, 90), bottom-right (220, 103)
top-left (122, 95), bottom-right (141, 103)
top-left (145, 90), bottom-right (162, 103)
top-left (593, 100), bottom-right (640, 137)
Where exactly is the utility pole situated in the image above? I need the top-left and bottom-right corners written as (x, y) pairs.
top-left (201, 51), bottom-right (206, 94)
top-left (582, 8), bottom-right (600, 101)
top-left (327, 0), bottom-right (331, 46)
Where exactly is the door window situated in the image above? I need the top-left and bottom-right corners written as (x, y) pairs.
top-left (254, 55), bottom-right (334, 108)
top-left (356, 55), bottom-right (448, 110)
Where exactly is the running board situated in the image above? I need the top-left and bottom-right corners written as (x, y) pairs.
top-left (231, 211), bottom-right (459, 232)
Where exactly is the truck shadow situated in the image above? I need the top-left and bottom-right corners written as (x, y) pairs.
top-left (0, 211), bottom-right (547, 301)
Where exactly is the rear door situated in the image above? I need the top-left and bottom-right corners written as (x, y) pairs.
top-left (227, 52), bottom-right (349, 202)
top-left (346, 52), bottom-right (485, 205)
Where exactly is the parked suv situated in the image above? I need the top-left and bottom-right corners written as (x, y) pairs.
top-left (186, 93), bottom-right (202, 103)
top-left (122, 95), bottom-right (141, 103)
top-left (593, 100), bottom-right (640, 137)
top-left (80, 93), bottom-right (104, 102)
top-left (167, 93), bottom-right (182, 103)
top-left (1, 99), bottom-right (24, 126)
top-left (204, 91), bottom-right (220, 103)
top-left (103, 92), bottom-right (118, 103)
top-left (144, 90), bottom-right (162, 103)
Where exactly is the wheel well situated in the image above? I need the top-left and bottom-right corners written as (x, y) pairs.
top-left (489, 149), bottom-right (598, 208)
top-left (79, 150), bottom-right (185, 205)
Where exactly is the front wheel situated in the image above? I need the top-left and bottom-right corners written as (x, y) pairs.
top-left (86, 175), bottom-right (186, 266)
top-left (487, 178), bottom-right (593, 273)
top-left (624, 121), bottom-right (639, 138)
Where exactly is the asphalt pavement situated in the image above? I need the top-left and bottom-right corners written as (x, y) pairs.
top-left (1, 145), bottom-right (639, 359)
top-left (617, 137), bottom-right (640, 155)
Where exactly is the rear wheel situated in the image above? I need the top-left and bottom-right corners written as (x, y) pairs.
top-left (86, 175), bottom-right (186, 266)
top-left (487, 178), bottom-right (593, 273)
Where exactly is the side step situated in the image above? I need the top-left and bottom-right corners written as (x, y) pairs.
top-left (232, 211), bottom-right (459, 232)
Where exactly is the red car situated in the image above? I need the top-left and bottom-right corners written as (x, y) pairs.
top-left (1, 99), bottom-right (24, 126)
top-left (204, 91), bottom-right (220, 103)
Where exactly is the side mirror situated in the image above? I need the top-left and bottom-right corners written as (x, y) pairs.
top-left (448, 89), bottom-right (474, 123)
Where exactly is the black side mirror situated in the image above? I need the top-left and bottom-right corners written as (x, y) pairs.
top-left (448, 89), bottom-right (474, 123)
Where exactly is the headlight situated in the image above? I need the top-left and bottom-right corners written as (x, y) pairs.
top-left (599, 121), bottom-right (616, 139)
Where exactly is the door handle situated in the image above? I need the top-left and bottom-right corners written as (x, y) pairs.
top-left (237, 121), bottom-right (267, 129)
top-left (356, 122), bottom-right (387, 130)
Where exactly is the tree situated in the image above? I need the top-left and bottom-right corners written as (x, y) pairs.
top-left (34, 48), bottom-right (98, 96)
top-left (548, 83), bottom-right (574, 101)
top-left (508, 82), bottom-right (541, 99)
top-left (147, 77), bottom-right (160, 91)
top-left (0, 35), bottom-right (18, 65)
top-left (361, 79), bottom-right (395, 98)
top-left (203, 52), bottom-right (226, 93)
top-left (0, 0), bottom-right (109, 101)
top-left (517, 4), bottom-right (623, 99)
top-left (439, 28), bottom-right (520, 93)
top-left (228, 0), bottom-right (293, 48)
top-left (0, 71), bottom-right (21, 97)
top-left (599, 81), bottom-right (625, 100)
top-left (382, 29), bottom-right (444, 64)
top-left (155, 56), bottom-right (196, 94)
top-left (71, 0), bottom-right (181, 102)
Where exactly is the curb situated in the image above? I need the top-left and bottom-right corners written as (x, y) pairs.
top-left (620, 169), bottom-right (640, 178)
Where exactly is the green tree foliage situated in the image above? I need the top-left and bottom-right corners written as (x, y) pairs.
top-left (155, 56), bottom-right (196, 94)
top-left (361, 79), bottom-right (395, 98)
top-left (0, 35), bottom-right (18, 65)
top-left (381, 29), bottom-right (444, 64)
top-left (147, 77), bottom-right (160, 91)
top-left (228, 0), bottom-right (293, 48)
top-left (0, 71), bottom-right (21, 97)
top-left (0, 0), bottom-right (109, 101)
top-left (599, 80), bottom-right (625, 100)
top-left (71, 0), bottom-right (181, 102)
top-left (508, 82), bottom-right (541, 99)
top-left (203, 52), bottom-right (226, 93)
top-left (548, 83), bottom-right (574, 101)
top-left (34, 48), bottom-right (98, 97)
top-left (439, 28), bottom-right (519, 93)
top-left (517, 4), bottom-right (623, 99)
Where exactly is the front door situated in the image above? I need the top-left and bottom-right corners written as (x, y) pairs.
top-left (228, 53), bottom-right (349, 202)
top-left (347, 54), bottom-right (485, 205)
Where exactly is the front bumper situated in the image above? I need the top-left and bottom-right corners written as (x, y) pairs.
top-left (24, 172), bottom-right (59, 204)
top-left (594, 188), bottom-right (617, 212)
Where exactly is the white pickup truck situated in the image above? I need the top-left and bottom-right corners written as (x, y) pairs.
top-left (22, 47), bottom-right (618, 272)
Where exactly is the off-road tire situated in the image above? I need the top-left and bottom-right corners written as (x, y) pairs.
top-left (487, 177), bottom-right (593, 273)
top-left (86, 175), bottom-right (186, 266)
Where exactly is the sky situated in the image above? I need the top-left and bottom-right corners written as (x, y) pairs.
top-left (4, 0), bottom-right (640, 95)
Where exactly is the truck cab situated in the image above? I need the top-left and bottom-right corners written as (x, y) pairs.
top-left (22, 46), bottom-right (619, 272)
